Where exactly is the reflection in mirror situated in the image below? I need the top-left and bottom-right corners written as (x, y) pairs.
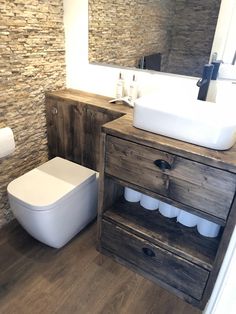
top-left (219, 4), bottom-right (236, 64)
top-left (210, 0), bottom-right (236, 80)
top-left (89, 0), bottom-right (221, 77)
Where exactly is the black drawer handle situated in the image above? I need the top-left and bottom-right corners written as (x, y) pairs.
top-left (154, 159), bottom-right (171, 170)
top-left (142, 247), bottom-right (155, 257)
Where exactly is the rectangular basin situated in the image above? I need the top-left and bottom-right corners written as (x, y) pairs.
top-left (133, 92), bottom-right (236, 150)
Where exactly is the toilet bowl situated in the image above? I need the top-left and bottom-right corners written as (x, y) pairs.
top-left (7, 157), bottom-right (98, 248)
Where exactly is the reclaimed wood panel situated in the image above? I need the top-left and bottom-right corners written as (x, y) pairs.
top-left (199, 192), bottom-right (236, 308)
top-left (101, 220), bottom-right (209, 301)
top-left (46, 92), bottom-right (127, 171)
top-left (45, 98), bottom-right (86, 164)
top-left (105, 135), bottom-right (236, 220)
top-left (45, 88), bottom-right (132, 116)
top-left (103, 198), bottom-right (220, 270)
top-left (107, 174), bottom-right (225, 225)
top-left (101, 114), bottom-right (236, 173)
top-left (84, 108), bottom-right (123, 171)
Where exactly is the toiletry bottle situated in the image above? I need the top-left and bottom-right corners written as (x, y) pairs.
top-left (115, 72), bottom-right (124, 99)
top-left (128, 75), bottom-right (138, 105)
top-left (211, 52), bottom-right (218, 63)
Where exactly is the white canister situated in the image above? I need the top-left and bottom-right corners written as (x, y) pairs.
top-left (124, 187), bottom-right (142, 202)
top-left (159, 202), bottom-right (180, 218)
top-left (140, 194), bottom-right (159, 210)
top-left (0, 127), bottom-right (15, 158)
top-left (177, 210), bottom-right (199, 227)
top-left (197, 217), bottom-right (221, 238)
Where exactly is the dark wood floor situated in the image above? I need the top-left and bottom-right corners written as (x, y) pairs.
top-left (0, 220), bottom-right (201, 314)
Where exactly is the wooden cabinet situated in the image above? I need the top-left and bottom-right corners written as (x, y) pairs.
top-left (98, 114), bottom-right (236, 309)
top-left (45, 89), bottom-right (131, 171)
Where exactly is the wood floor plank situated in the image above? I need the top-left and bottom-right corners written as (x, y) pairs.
top-left (0, 220), bottom-right (200, 314)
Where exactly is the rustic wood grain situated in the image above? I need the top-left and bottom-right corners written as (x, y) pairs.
top-left (105, 135), bottom-right (235, 221)
top-left (103, 197), bottom-right (220, 270)
top-left (101, 220), bottom-right (209, 301)
top-left (0, 220), bottom-right (200, 314)
top-left (44, 89), bottom-right (236, 311)
top-left (99, 116), bottom-right (236, 310)
top-left (199, 193), bottom-right (236, 308)
top-left (97, 132), bottom-right (106, 250)
top-left (45, 90), bottom-right (130, 171)
top-left (107, 174), bottom-right (226, 225)
top-left (45, 98), bottom-right (86, 163)
top-left (84, 108), bottom-right (123, 170)
top-left (45, 88), bottom-right (132, 116)
top-left (102, 114), bottom-right (236, 173)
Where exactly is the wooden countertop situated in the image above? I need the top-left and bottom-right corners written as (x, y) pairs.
top-left (102, 114), bottom-right (236, 173)
top-left (46, 88), bottom-right (132, 116)
top-left (46, 88), bottom-right (236, 173)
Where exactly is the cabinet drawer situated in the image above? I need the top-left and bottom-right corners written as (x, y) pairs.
top-left (101, 220), bottom-right (209, 300)
top-left (105, 136), bottom-right (236, 220)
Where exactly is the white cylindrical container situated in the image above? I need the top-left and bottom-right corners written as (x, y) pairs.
top-left (177, 210), bottom-right (199, 227)
top-left (124, 187), bottom-right (142, 202)
top-left (197, 217), bottom-right (221, 238)
top-left (128, 74), bottom-right (138, 105)
top-left (115, 72), bottom-right (124, 99)
top-left (140, 194), bottom-right (159, 210)
top-left (0, 127), bottom-right (15, 158)
top-left (159, 202), bottom-right (180, 218)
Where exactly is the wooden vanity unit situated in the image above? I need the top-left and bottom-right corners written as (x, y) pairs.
top-left (98, 114), bottom-right (236, 310)
top-left (46, 89), bottom-right (236, 310)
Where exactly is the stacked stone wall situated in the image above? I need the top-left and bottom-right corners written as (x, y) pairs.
top-left (0, 0), bottom-right (66, 227)
top-left (89, 0), bottom-right (175, 71)
top-left (167, 0), bottom-right (221, 77)
top-left (89, 0), bottom-right (221, 76)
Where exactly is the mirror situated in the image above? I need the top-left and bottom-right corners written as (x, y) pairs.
top-left (89, 0), bottom-right (221, 77)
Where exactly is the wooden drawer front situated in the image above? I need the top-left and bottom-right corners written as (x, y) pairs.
top-left (105, 136), bottom-right (236, 220)
top-left (101, 220), bottom-right (209, 300)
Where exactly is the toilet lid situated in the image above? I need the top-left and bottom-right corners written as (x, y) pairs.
top-left (7, 157), bottom-right (96, 210)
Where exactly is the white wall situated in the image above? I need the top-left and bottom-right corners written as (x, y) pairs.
top-left (211, 0), bottom-right (236, 63)
top-left (63, 1), bottom-right (236, 313)
top-left (211, 0), bottom-right (236, 80)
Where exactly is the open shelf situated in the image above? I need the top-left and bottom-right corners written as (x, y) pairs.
top-left (103, 197), bottom-right (221, 271)
top-left (106, 175), bottom-right (226, 226)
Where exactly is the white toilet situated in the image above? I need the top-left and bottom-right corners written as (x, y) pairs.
top-left (7, 157), bottom-right (98, 248)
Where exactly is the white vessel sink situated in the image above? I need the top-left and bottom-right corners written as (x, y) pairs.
top-left (133, 92), bottom-right (236, 150)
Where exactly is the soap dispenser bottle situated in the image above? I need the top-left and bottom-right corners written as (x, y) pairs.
top-left (128, 74), bottom-right (138, 105)
top-left (115, 72), bottom-right (124, 99)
